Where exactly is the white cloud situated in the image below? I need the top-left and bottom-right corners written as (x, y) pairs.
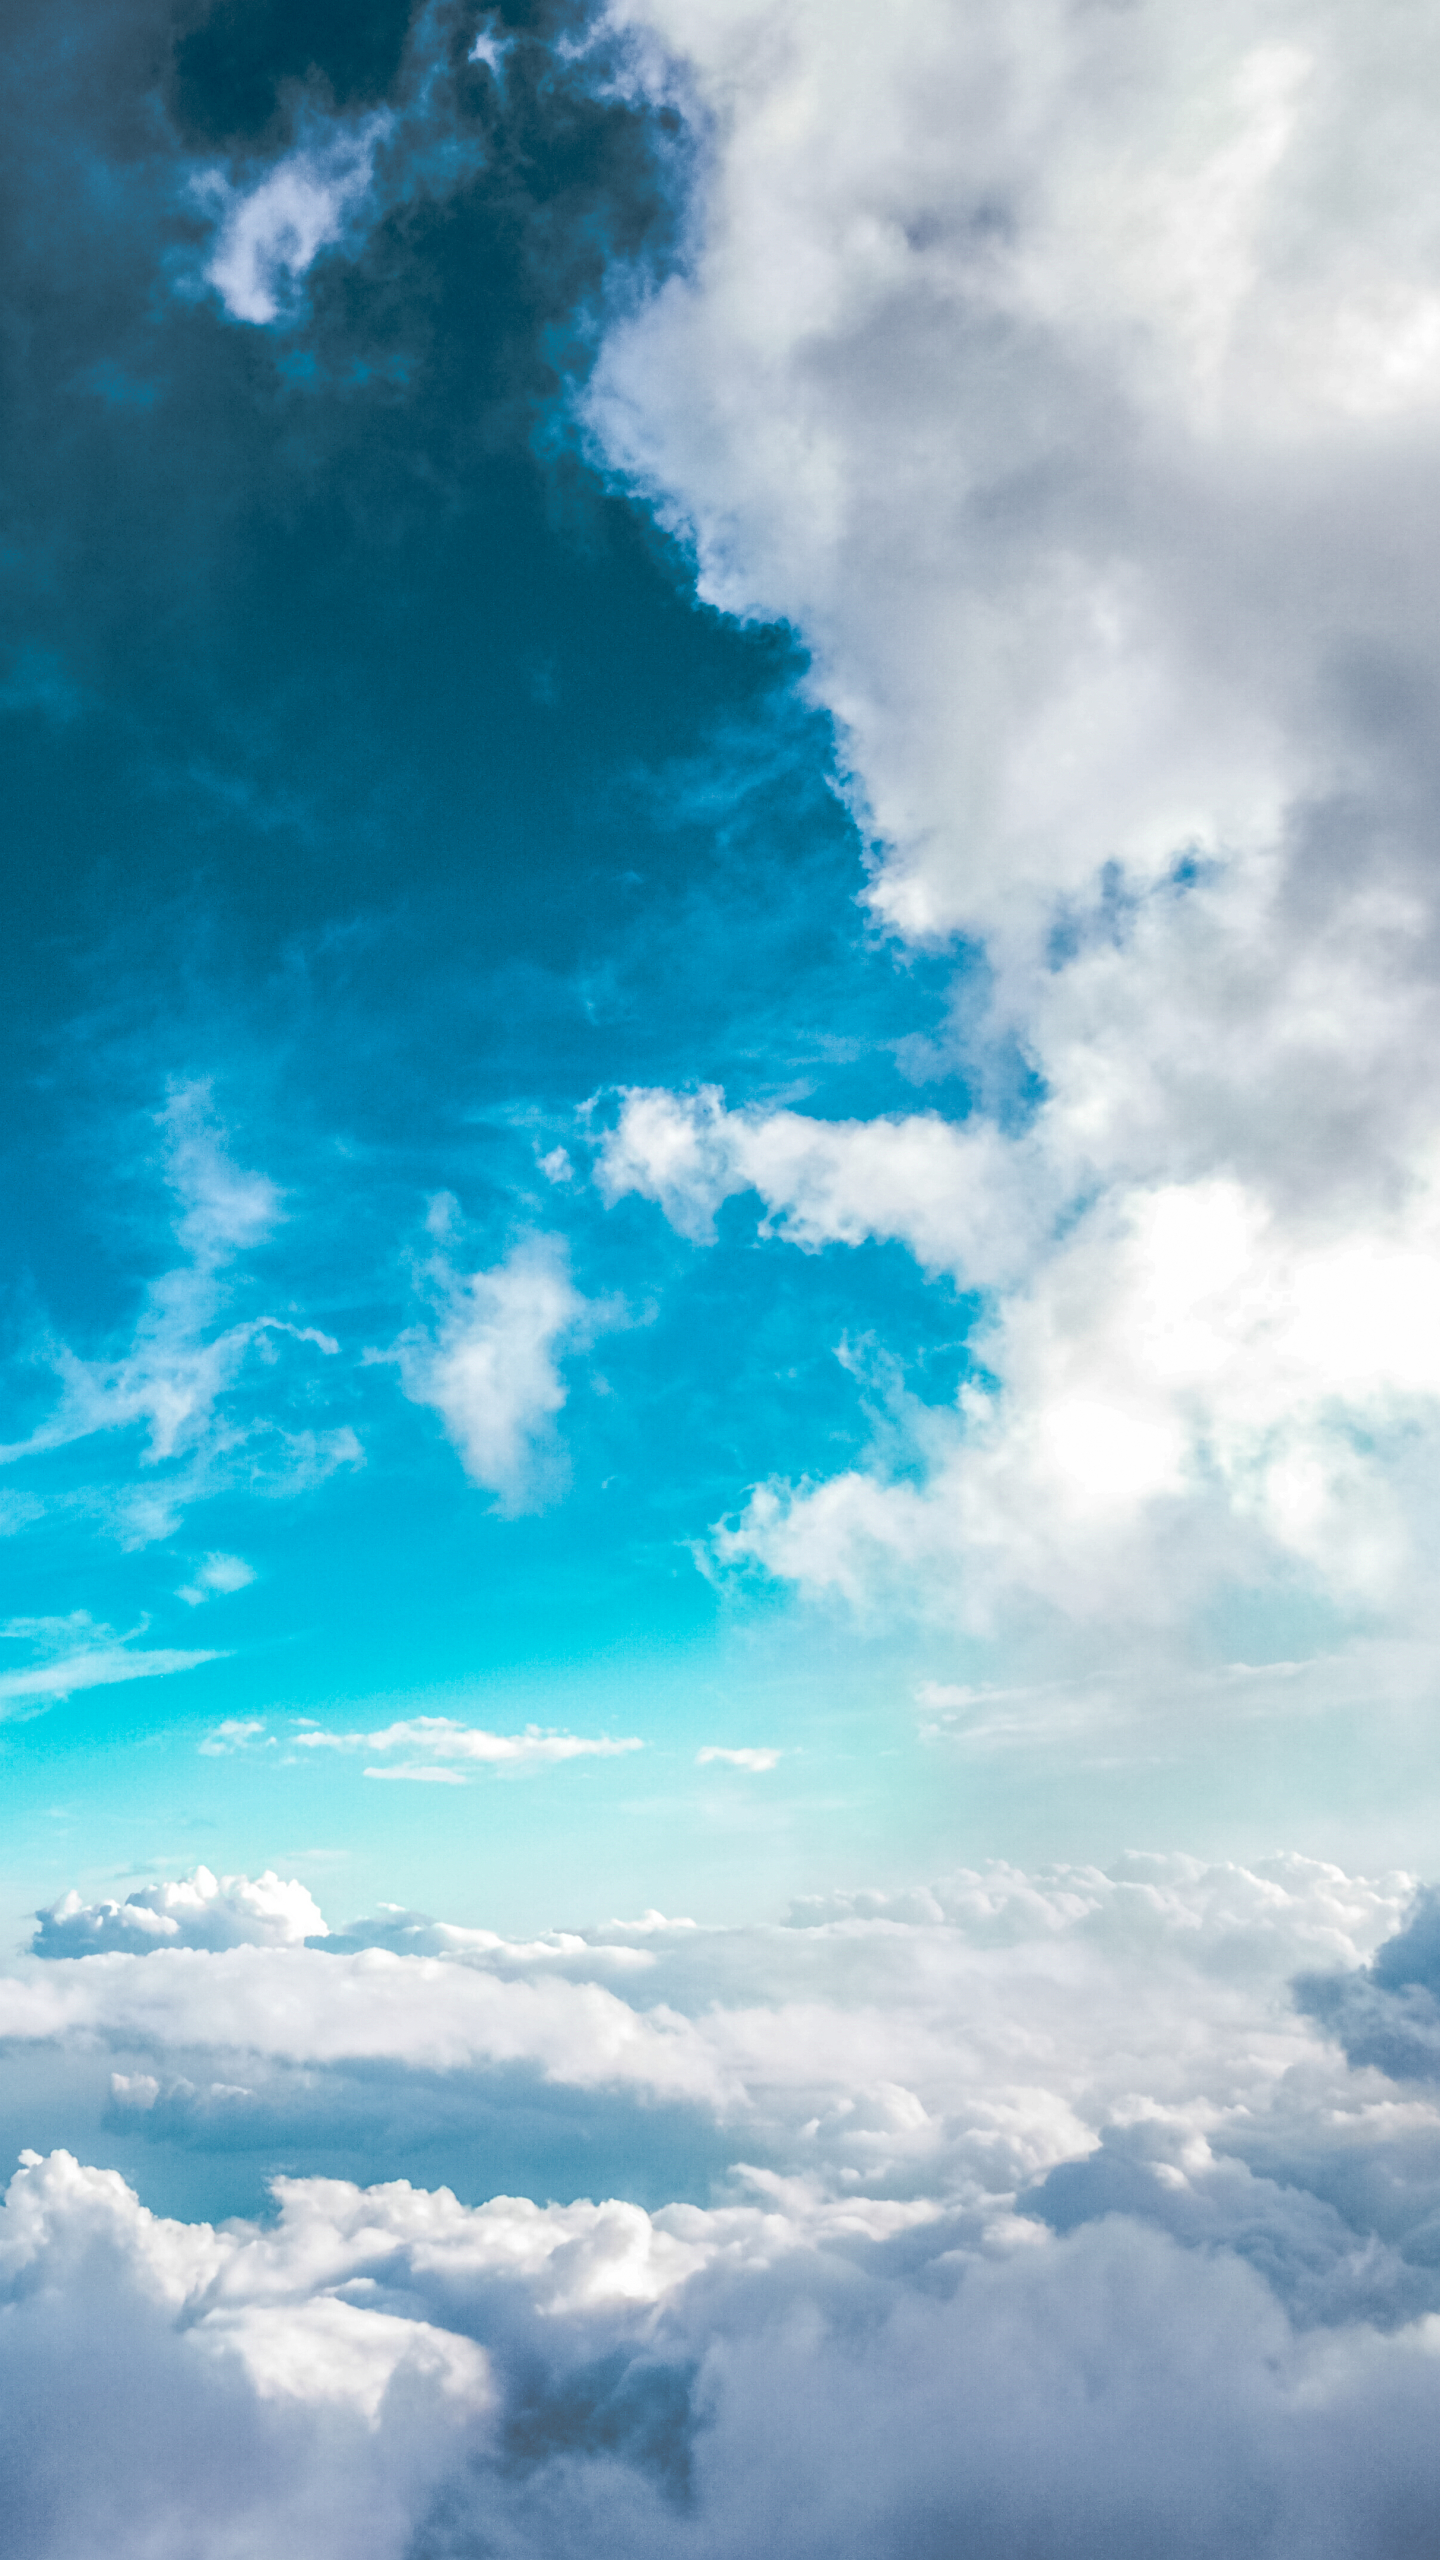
top-left (579, 0), bottom-right (1440, 1659)
top-left (188, 5), bottom-right (501, 333)
top-left (392, 1233), bottom-right (596, 1512)
top-left (714, 1160), bottom-right (1440, 1625)
top-left (596, 1084), bottom-right (1039, 1281)
top-left (591, 0), bottom-right (1440, 941)
top-left (178, 1553), bottom-right (256, 1607)
top-left (199, 117), bottom-right (393, 326)
top-left (32, 1866), bottom-right (327, 1957)
top-left (294, 1716), bottom-right (644, 1778)
top-left (0, 1616), bottom-right (219, 1709)
top-left (0, 1088), bottom-right (353, 1544)
top-left (9, 1855), bottom-right (1440, 2552)
top-left (198, 1717), bottom-right (268, 1754)
top-left (4, 1849), bottom-right (1414, 2193)
top-left (697, 1746), bottom-right (779, 1771)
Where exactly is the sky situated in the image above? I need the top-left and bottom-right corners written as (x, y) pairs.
top-left (7, 1), bottom-right (1440, 2553)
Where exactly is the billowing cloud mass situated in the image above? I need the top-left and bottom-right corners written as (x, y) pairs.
top-left (33, 1866), bottom-right (326, 1956)
top-left (7, 1853), bottom-right (1440, 2554)
top-left (585, 0), bottom-right (1440, 1653)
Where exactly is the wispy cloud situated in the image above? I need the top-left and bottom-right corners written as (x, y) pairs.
top-left (197, 1718), bottom-right (269, 1757)
top-left (197, 118), bottom-right (393, 326)
top-left (293, 1716), bottom-right (644, 1778)
top-left (0, 1086), bottom-right (357, 1545)
top-left (696, 1745), bottom-right (780, 1772)
top-left (0, 1615), bottom-right (219, 1709)
top-left (177, 1554), bottom-right (255, 1608)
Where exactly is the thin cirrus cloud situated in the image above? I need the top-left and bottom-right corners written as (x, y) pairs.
top-left (0, 1087), bottom-right (356, 1547)
top-left (0, 1617), bottom-right (219, 1710)
top-left (286, 1716), bottom-right (644, 1780)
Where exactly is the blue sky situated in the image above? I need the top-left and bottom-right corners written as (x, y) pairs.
top-left (10, 6), bottom-right (1440, 2552)
top-left (1, 0), bottom-right (993, 1934)
top-left (11, 0), bottom-right (1440, 1968)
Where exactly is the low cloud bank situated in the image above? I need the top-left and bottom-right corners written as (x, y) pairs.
top-left (6, 1854), bottom-right (1440, 2551)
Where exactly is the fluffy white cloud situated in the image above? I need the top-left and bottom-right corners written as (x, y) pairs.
top-left (596, 1085), bottom-right (1039, 1281)
top-left (4, 1850), bottom-right (1417, 2203)
top-left (8, 1854), bottom-right (1440, 2554)
top-left (33, 1866), bottom-right (327, 1957)
top-left (696, 1746), bottom-right (778, 1771)
top-left (393, 1232), bottom-right (596, 1511)
top-left (582, 0), bottom-right (1440, 1645)
top-left (592, 0), bottom-right (1440, 942)
top-left (18, 2137), bottom-right (1440, 2559)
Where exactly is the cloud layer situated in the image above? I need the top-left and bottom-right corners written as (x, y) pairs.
top-left (8, 1850), bottom-right (1440, 2555)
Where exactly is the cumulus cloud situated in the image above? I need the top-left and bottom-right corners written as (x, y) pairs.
top-left (4, 1849), bottom-right (1417, 2202)
top-left (392, 1231), bottom-right (598, 1512)
top-left (32, 1866), bottom-right (327, 1957)
top-left (1297, 1885), bottom-right (1440, 2083)
top-left (10, 1857), bottom-right (1440, 2553)
top-left (17, 2139), bottom-right (1440, 2559)
top-left (197, 1716), bottom-right (268, 1755)
top-left (596, 1085), bottom-right (1039, 1280)
top-left (579, 0), bottom-right (1440, 1657)
top-left (592, 0), bottom-right (1440, 941)
top-left (696, 1746), bottom-right (778, 1771)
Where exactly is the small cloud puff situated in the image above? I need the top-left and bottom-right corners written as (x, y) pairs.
top-left (696, 1746), bottom-right (780, 1771)
top-left (31, 1865), bottom-right (326, 1957)
top-left (198, 1718), bottom-right (269, 1755)
top-left (197, 119), bottom-right (393, 327)
top-left (390, 1231), bottom-right (597, 1514)
top-left (177, 1554), bottom-right (255, 1608)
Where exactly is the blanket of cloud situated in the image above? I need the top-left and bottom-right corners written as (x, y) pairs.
top-left (6, 1851), bottom-right (1440, 2557)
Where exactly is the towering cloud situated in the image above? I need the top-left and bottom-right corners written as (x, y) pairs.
top-left (585, 0), bottom-right (1440, 1656)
